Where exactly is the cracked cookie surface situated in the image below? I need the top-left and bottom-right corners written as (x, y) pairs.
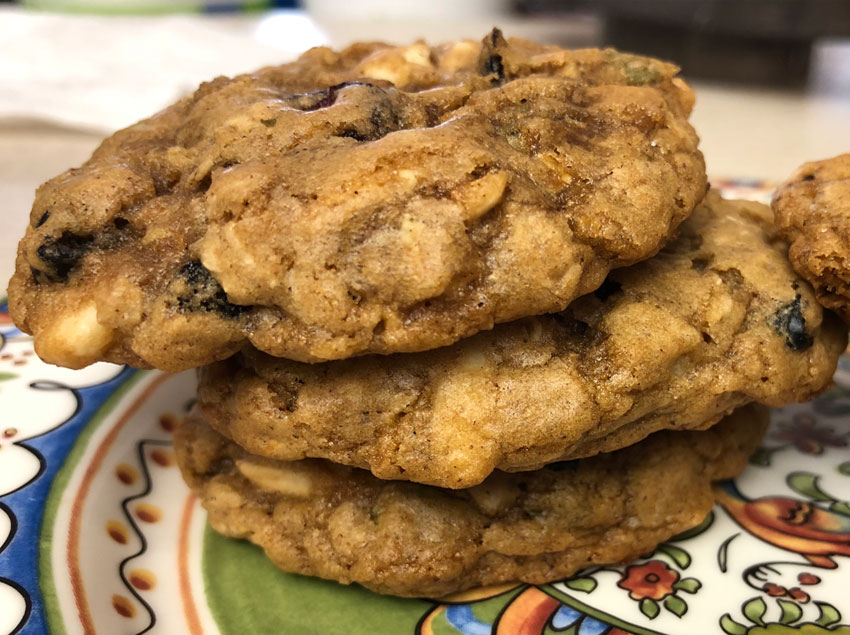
top-left (198, 191), bottom-right (846, 488)
top-left (174, 405), bottom-right (767, 598)
top-left (773, 153), bottom-right (850, 322)
top-left (9, 30), bottom-right (704, 370)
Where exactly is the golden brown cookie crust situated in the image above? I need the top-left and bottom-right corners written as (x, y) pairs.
top-left (773, 153), bottom-right (850, 322)
top-left (9, 31), bottom-right (704, 371)
top-left (174, 405), bottom-right (768, 598)
top-left (197, 191), bottom-right (846, 488)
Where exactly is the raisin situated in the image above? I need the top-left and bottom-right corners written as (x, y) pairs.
top-left (480, 28), bottom-right (507, 84)
top-left (260, 118), bottom-right (277, 127)
top-left (175, 261), bottom-right (247, 319)
top-left (483, 53), bottom-right (504, 83)
top-left (35, 210), bottom-right (50, 228)
top-left (288, 81), bottom-right (378, 112)
top-left (306, 88), bottom-right (338, 110)
top-left (338, 128), bottom-right (371, 142)
top-left (770, 294), bottom-right (813, 351)
top-left (36, 231), bottom-right (94, 282)
top-left (30, 266), bottom-right (44, 285)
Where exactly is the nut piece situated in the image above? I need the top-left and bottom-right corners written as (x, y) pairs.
top-left (206, 477), bottom-right (245, 508)
top-left (236, 458), bottom-right (313, 498)
top-left (454, 171), bottom-right (509, 220)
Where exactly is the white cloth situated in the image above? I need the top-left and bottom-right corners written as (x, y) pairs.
top-left (0, 8), bottom-right (329, 133)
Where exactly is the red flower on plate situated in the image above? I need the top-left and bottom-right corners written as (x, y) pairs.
top-left (617, 560), bottom-right (679, 601)
top-left (772, 414), bottom-right (847, 454)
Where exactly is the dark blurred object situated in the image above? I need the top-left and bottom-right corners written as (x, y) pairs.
top-left (14, 0), bottom-right (296, 10)
top-left (515, 0), bottom-right (850, 87)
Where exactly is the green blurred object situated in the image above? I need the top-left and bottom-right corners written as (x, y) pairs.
top-left (202, 526), bottom-right (433, 635)
top-left (20, 0), bottom-right (288, 13)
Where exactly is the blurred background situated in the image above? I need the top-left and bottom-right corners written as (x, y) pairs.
top-left (2, 0), bottom-right (850, 286)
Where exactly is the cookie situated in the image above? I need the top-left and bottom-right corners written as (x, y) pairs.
top-left (773, 153), bottom-right (850, 322)
top-left (8, 30), bottom-right (705, 371)
top-left (174, 404), bottom-right (767, 598)
top-left (197, 191), bottom-right (846, 489)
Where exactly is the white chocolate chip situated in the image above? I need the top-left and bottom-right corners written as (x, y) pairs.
top-left (357, 55), bottom-right (408, 86)
top-left (402, 43), bottom-right (431, 66)
top-left (439, 41), bottom-right (479, 73)
top-left (706, 291), bottom-right (734, 324)
top-left (36, 301), bottom-right (114, 369)
top-left (357, 43), bottom-right (432, 86)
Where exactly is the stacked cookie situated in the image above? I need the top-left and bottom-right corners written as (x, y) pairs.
top-left (8, 32), bottom-right (846, 598)
top-left (773, 153), bottom-right (850, 321)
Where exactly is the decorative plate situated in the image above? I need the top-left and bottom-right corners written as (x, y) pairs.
top-left (2, 182), bottom-right (850, 635)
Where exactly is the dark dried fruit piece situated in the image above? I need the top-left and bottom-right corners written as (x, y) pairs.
top-left (480, 28), bottom-right (507, 84)
top-left (34, 210), bottom-right (50, 228)
top-left (287, 80), bottom-right (379, 112)
top-left (338, 129), bottom-right (371, 142)
top-left (35, 231), bottom-right (94, 282)
top-left (175, 261), bottom-right (248, 319)
top-left (770, 294), bottom-right (814, 351)
top-left (483, 54), bottom-right (504, 83)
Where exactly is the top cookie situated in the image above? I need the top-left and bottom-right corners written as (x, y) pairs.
top-left (8, 30), bottom-right (705, 371)
top-left (773, 153), bottom-right (850, 322)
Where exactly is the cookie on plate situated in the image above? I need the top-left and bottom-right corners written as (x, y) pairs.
top-left (197, 191), bottom-right (846, 489)
top-left (773, 153), bottom-right (850, 321)
top-left (8, 30), bottom-right (705, 371)
top-left (174, 404), bottom-right (767, 598)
